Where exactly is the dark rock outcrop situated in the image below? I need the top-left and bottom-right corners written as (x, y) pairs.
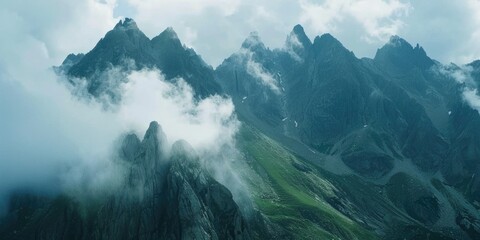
top-left (0, 122), bottom-right (251, 240)
top-left (60, 18), bottom-right (221, 99)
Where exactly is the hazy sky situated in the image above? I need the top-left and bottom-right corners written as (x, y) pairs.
top-left (2, 0), bottom-right (480, 67)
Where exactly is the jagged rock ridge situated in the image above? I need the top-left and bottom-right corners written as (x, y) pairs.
top-left (0, 122), bottom-right (252, 240)
top-left (215, 25), bottom-right (480, 238)
top-left (61, 18), bottom-right (221, 99)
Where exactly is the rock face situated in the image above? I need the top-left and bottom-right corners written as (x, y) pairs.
top-left (0, 122), bottom-right (250, 240)
top-left (386, 173), bottom-right (440, 225)
top-left (164, 141), bottom-right (249, 240)
top-left (215, 24), bottom-right (480, 238)
top-left (214, 25), bottom-right (478, 184)
top-left (61, 18), bottom-right (221, 99)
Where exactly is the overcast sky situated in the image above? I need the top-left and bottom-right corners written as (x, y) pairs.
top-left (2, 0), bottom-right (480, 67)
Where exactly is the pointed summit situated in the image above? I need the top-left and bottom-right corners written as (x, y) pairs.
top-left (387, 35), bottom-right (411, 48)
top-left (151, 27), bottom-right (182, 49)
top-left (311, 33), bottom-right (354, 60)
top-left (150, 27), bottom-right (221, 98)
top-left (287, 24), bottom-right (311, 49)
top-left (67, 17), bottom-right (153, 80)
top-left (143, 121), bottom-right (161, 141)
top-left (158, 27), bottom-right (179, 40)
top-left (313, 33), bottom-right (343, 47)
top-left (374, 35), bottom-right (434, 70)
top-left (285, 25), bottom-right (312, 61)
top-left (142, 121), bottom-right (168, 168)
top-left (114, 18), bottom-right (139, 31)
top-left (241, 32), bottom-right (266, 51)
top-left (292, 24), bottom-right (305, 35)
top-left (62, 20), bottom-right (221, 99)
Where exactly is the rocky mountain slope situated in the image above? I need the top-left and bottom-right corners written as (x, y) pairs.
top-left (216, 24), bottom-right (480, 238)
top-left (0, 122), bottom-right (254, 240)
top-left (59, 18), bottom-right (220, 99)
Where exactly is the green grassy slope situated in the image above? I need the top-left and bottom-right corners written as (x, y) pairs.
top-left (237, 125), bottom-right (379, 240)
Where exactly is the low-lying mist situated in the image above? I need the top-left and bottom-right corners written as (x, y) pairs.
top-left (0, 63), bottom-right (246, 215)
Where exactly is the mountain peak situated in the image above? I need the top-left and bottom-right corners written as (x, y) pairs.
top-left (292, 24), bottom-right (305, 35)
top-left (114, 18), bottom-right (139, 31)
top-left (313, 33), bottom-right (343, 47)
top-left (162, 27), bottom-right (179, 39)
top-left (387, 35), bottom-right (411, 48)
top-left (316, 33), bottom-right (338, 43)
top-left (141, 121), bottom-right (168, 167)
top-left (375, 35), bottom-right (434, 70)
top-left (286, 24), bottom-right (311, 50)
top-left (241, 31), bottom-right (266, 51)
top-left (143, 121), bottom-right (166, 143)
top-left (312, 33), bottom-right (350, 54)
top-left (151, 27), bottom-right (181, 47)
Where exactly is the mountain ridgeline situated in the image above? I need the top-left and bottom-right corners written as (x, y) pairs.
top-left (3, 18), bottom-right (480, 239)
top-left (58, 18), bottom-right (221, 99)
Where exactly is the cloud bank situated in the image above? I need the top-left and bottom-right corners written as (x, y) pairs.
top-left (0, 1), bottom-right (241, 213)
top-left (0, 0), bottom-right (249, 216)
top-left (0, 65), bottom-right (241, 215)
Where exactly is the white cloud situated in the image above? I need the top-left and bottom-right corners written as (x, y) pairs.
top-left (0, 0), bottom-right (118, 65)
top-left (118, 69), bottom-right (239, 152)
top-left (234, 48), bottom-right (281, 94)
top-left (0, 0), bottom-right (242, 213)
top-left (124, 0), bottom-right (242, 51)
top-left (285, 32), bottom-right (304, 62)
top-left (3, 0), bottom-right (476, 68)
top-left (0, 1), bottom-right (122, 213)
top-left (435, 64), bottom-right (480, 113)
top-left (246, 58), bottom-right (281, 94)
top-left (113, 0), bottom-right (480, 66)
top-left (117, 0), bottom-right (412, 65)
top-left (116, 69), bottom-right (247, 204)
top-left (463, 88), bottom-right (480, 112)
top-left (299, 0), bottom-right (411, 42)
top-left (455, 0), bottom-right (480, 64)
top-left (119, 0), bottom-right (299, 66)
top-left (127, 0), bottom-right (240, 17)
top-left (0, 64), bottom-right (241, 214)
